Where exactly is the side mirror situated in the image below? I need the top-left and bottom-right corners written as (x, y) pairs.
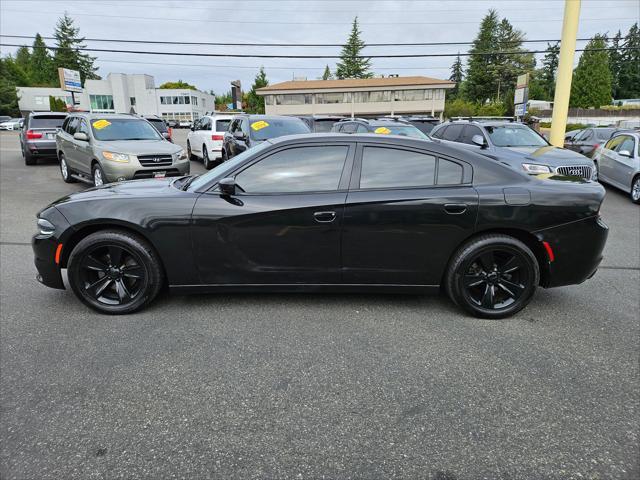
top-left (73, 132), bottom-right (88, 142)
top-left (233, 130), bottom-right (246, 140)
top-left (618, 150), bottom-right (632, 158)
top-left (219, 177), bottom-right (236, 196)
top-left (471, 134), bottom-right (487, 148)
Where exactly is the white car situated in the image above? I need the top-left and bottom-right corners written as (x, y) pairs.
top-left (0, 118), bottom-right (23, 131)
top-left (186, 114), bottom-right (235, 169)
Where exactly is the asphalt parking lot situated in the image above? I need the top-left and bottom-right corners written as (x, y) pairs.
top-left (1, 129), bottom-right (638, 479)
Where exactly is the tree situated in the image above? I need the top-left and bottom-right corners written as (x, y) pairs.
top-left (608, 31), bottom-right (624, 99)
top-left (490, 18), bottom-right (534, 102)
top-left (464, 9), bottom-right (500, 102)
top-left (335, 17), bottom-right (372, 79)
top-left (570, 35), bottom-right (612, 108)
top-left (30, 34), bottom-right (56, 86)
top-left (246, 67), bottom-right (268, 114)
top-left (448, 54), bottom-right (464, 98)
top-left (53, 13), bottom-right (99, 83)
top-left (159, 80), bottom-right (197, 90)
top-left (14, 46), bottom-right (31, 81)
top-left (540, 42), bottom-right (560, 100)
top-left (322, 65), bottom-right (333, 80)
top-left (49, 96), bottom-right (67, 112)
top-left (0, 57), bottom-right (29, 116)
top-left (617, 23), bottom-right (640, 99)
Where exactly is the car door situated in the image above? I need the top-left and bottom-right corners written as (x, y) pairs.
top-left (598, 136), bottom-right (623, 182)
top-left (610, 135), bottom-right (637, 188)
top-left (191, 143), bottom-right (355, 285)
top-left (73, 118), bottom-right (93, 174)
top-left (61, 116), bottom-right (80, 170)
top-left (188, 118), bottom-right (201, 156)
top-left (341, 143), bottom-right (478, 286)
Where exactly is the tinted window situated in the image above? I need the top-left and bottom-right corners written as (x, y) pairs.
top-left (30, 116), bottom-right (66, 129)
top-left (215, 119), bottom-right (231, 132)
top-left (485, 125), bottom-right (547, 147)
top-left (431, 125), bottom-right (447, 139)
top-left (235, 146), bottom-right (348, 193)
top-left (77, 119), bottom-right (90, 136)
top-left (147, 118), bottom-right (168, 133)
top-left (313, 120), bottom-right (339, 133)
top-left (248, 117), bottom-right (310, 141)
top-left (340, 122), bottom-right (357, 133)
top-left (66, 117), bottom-right (79, 135)
top-left (459, 125), bottom-right (484, 145)
top-left (442, 124), bottom-right (464, 141)
top-left (437, 159), bottom-right (464, 184)
top-left (90, 118), bottom-right (162, 141)
top-left (360, 147), bottom-right (435, 189)
top-left (411, 121), bottom-right (437, 134)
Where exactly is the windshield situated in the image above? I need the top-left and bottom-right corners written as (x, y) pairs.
top-left (485, 125), bottom-right (547, 147)
top-left (595, 128), bottom-right (615, 140)
top-left (187, 141), bottom-right (273, 191)
top-left (410, 122), bottom-right (437, 135)
top-left (91, 118), bottom-right (162, 141)
top-left (249, 118), bottom-right (310, 141)
top-left (374, 125), bottom-right (429, 139)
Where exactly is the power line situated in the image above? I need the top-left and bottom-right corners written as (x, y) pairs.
top-left (0, 34), bottom-right (593, 48)
top-left (1, 43), bottom-right (636, 59)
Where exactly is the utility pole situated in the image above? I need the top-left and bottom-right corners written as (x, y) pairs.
top-left (549, 0), bottom-right (581, 147)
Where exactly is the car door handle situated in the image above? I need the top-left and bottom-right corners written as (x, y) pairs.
top-left (444, 203), bottom-right (467, 214)
top-left (313, 211), bottom-right (336, 223)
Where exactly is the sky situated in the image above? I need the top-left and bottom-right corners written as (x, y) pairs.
top-left (0, 0), bottom-right (638, 95)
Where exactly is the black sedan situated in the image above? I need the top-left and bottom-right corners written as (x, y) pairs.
top-left (33, 134), bottom-right (608, 319)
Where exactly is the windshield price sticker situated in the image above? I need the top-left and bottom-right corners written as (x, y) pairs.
top-left (92, 120), bottom-right (111, 130)
top-left (374, 127), bottom-right (391, 134)
top-left (250, 120), bottom-right (270, 131)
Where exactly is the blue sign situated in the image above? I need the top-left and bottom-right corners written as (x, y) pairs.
top-left (515, 103), bottom-right (527, 117)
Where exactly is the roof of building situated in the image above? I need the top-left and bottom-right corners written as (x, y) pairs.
top-left (257, 76), bottom-right (455, 93)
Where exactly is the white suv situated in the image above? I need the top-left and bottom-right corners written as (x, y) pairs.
top-left (186, 114), bottom-right (235, 169)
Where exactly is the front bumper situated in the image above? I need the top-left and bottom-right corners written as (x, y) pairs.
top-left (535, 215), bottom-right (608, 288)
top-left (32, 207), bottom-right (72, 290)
top-left (101, 158), bottom-right (190, 182)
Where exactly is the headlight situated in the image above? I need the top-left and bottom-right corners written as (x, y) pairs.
top-left (37, 218), bottom-right (55, 236)
top-left (175, 149), bottom-right (187, 161)
top-left (522, 163), bottom-right (551, 174)
top-left (102, 151), bottom-right (130, 163)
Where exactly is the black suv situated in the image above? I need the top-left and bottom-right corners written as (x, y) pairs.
top-left (331, 118), bottom-right (428, 139)
top-left (298, 115), bottom-right (345, 133)
top-left (222, 114), bottom-right (310, 160)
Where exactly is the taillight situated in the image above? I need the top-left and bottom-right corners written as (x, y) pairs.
top-left (26, 130), bottom-right (42, 139)
top-left (212, 134), bottom-right (224, 141)
top-left (167, 127), bottom-right (172, 138)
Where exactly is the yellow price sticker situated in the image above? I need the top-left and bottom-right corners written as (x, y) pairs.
top-left (374, 127), bottom-right (391, 134)
top-left (251, 120), bottom-right (270, 131)
top-left (92, 119), bottom-right (111, 130)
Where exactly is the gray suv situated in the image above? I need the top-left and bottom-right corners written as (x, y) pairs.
top-left (431, 119), bottom-right (596, 180)
top-left (56, 113), bottom-right (189, 186)
top-left (593, 130), bottom-right (640, 204)
top-left (20, 112), bottom-right (68, 165)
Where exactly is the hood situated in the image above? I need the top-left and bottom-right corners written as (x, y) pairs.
top-left (94, 139), bottom-right (182, 156)
top-left (500, 145), bottom-right (593, 166)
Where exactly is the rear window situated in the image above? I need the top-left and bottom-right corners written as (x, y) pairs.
top-left (147, 119), bottom-right (168, 133)
top-left (595, 129), bottom-right (615, 140)
top-left (215, 119), bottom-right (231, 132)
top-left (313, 120), bottom-right (340, 133)
top-left (29, 116), bottom-right (66, 129)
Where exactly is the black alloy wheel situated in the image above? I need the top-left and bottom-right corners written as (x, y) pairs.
top-left (203, 147), bottom-right (213, 170)
top-left (67, 230), bottom-right (163, 314)
top-left (446, 235), bottom-right (539, 319)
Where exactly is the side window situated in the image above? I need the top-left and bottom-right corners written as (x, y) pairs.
top-left (240, 119), bottom-right (249, 135)
top-left (431, 125), bottom-right (447, 139)
top-left (66, 117), bottom-right (79, 135)
top-left (229, 119), bottom-right (239, 133)
top-left (77, 119), bottom-right (89, 135)
top-left (616, 136), bottom-right (635, 154)
top-left (356, 124), bottom-right (369, 133)
top-left (235, 146), bottom-right (349, 193)
top-left (605, 136), bottom-right (623, 151)
top-left (341, 122), bottom-right (357, 133)
top-left (442, 124), bottom-right (464, 142)
top-left (459, 125), bottom-right (484, 145)
top-left (61, 117), bottom-right (70, 132)
top-left (579, 130), bottom-right (593, 141)
top-left (437, 158), bottom-right (464, 185)
top-left (360, 147), bottom-right (436, 189)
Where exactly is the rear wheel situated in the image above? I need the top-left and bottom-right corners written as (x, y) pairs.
top-left (59, 153), bottom-right (76, 183)
top-left (221, 149), bottom-right (228, 162)
top-left (445, 235), bottom-right (539, 319)
top-left (631, 175), bottom-right (640, 204)
top-left (23, 145), bottom-right (36, 165)
top-left (203, 146), bottom-right (213, 170)
top-left (67, 230), bottom-right (163, 314)
top-left (187, 141), bottom-right (196, 161)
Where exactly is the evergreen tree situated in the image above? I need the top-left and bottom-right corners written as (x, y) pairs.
top-left (464, 9), bottom-right (500, 102)
top-left (608, 31), bottom-right (624, 99)
top-left (53, 13), bottom-right (99, 83)
top-left (30, 34), bottom-right (56, 86)
top-left (246, 67), bottom-right (268, 114)
top-left (335, 17), bottom-right (372, 79)
top-left (540, 42), bottom-right (560, 100)
top-left (617, 23), bottom-right (640, 99)
top-left (322, 65), bottom-right (333, 80)
top-left (448, 54), bottom-right (464, 98)
top-left (491, 18), bottom-right (534, 102)
top-left (14, 46), bottom-right (31, 81)
top-left (0, 57), bottom-right (29, 116)
top-left (570, 35), bottom-right (612, 108)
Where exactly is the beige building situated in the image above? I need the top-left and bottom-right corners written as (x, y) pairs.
top-left (257, 76), bottom-right (455, 118)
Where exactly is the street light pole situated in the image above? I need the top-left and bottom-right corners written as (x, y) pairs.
top-left (549, 0), bottom-right (581, 147)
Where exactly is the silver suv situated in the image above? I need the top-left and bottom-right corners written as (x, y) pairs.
top-left (56, 113), bottom-right (189, 186)
top-left (593, 130), bottom-right (640, 204)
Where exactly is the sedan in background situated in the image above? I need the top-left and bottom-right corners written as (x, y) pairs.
top-left (33, 134), bottom-right (607, 319)
top-left (0, 117), bottom-right (24, 131)
top-left (564, 127), bottom-right (617, 157)
top-left (332, 118), bottom-right (429, 139)
top-left (564, 129), bottom-right (584, 142)
top-left (594, 130), bottom-right (640, 204)
top-left (20, 112), bottom-right (67, 165)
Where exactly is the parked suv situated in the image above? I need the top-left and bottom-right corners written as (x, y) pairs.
top-left (20, 112), bottom-right (67, 165)
top-left (593, 130), bottom-right (640, 203)
top-left (56, 113), bottom-right (189, 186)
top-left (564, 127), bottom-right (617, 158)
top-left (142, 115), bottom-right (172, 142)
top-left (430, 118), bottom-right (596, 179)
top-left (331, 117), bottom-right (429, 139)
top-left (187, 114), bottom-right (235, 169)
top-left (222, 114), bottom-right (310, 160)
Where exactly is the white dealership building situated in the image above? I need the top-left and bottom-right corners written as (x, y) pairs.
top-left (16, 73), bottom-right (215, 123)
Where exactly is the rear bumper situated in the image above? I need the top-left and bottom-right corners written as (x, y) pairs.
top-left (535, 215), bottom-right (608, 288)
top-left (26, 139), bottom-right (58, 157)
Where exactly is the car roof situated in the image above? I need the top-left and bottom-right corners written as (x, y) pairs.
top-left (29, 112), bottom-right (67, 117)
top-left (73, 113), bottom-right (142, 120)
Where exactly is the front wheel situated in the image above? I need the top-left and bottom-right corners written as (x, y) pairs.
top-left (67, 230), bottom-right (164, 314)
top-left (631, 176), bottom-right (640, 204)
top-left (445, 235), bottom-right (539, 319)
top-left (92, 163), bottom-right (107, 187)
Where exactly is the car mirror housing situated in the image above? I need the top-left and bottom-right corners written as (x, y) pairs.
top-left (219, 177), bottom-right (237, 196)
top-left (73, 132), bottom-right (89, 142)
top-left (472, 134), bottom-right (487, 148)
top-left (618, 150), bottom-right (632, 158)
top-left (233, 131), bottom-right (246, 140)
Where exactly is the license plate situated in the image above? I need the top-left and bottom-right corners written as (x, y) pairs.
top-left (153, 171), bottom-right (166, 178)
top-left (46, 133), bottom-right (55, 139)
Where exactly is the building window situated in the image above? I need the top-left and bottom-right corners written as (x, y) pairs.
top-left (396, 89), bottom-right (426, 101)
top-left (191, 96), bottom-right (198, 105)
top-left (316, 92), bottom-right (349, 104)
top-left (34, 96), bottom-right (46, 106)
top-left (130, 96), bottom-right (136, 106)
top-left (275, 94), bottom-right (312, 105)
top-left (264, 95), bottom-right (274, 105)
top-left (184, 96), bottom-right (190, 104)
top-left (89, 95), bottom-right (115, 111)
top-left (354, 91), bottom-right (390, 103)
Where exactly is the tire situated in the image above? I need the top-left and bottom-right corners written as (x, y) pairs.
top-left (631, 175), bottom-right (640, 205)
top-left (445, 234), bottom-right (539, 319)
top-left (221, 149), bottom-right (228, 162)
top-left (92, 163), bottom-right (107, 187)
top-left (592, 161), bottom-right (598, 182)
top-left (59, 153), bottom-right (77, 183)
top-left (187, 141), bottom-right (196, 161)
top-left (23, 145), bottom-right (36, 165)
top-left (203, 146), bottom-right (213, 170)
top-left (67, 230), bottom-right (164, 314)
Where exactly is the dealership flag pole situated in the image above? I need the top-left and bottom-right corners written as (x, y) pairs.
top-left (549, 0), bottom-right (581, 147)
